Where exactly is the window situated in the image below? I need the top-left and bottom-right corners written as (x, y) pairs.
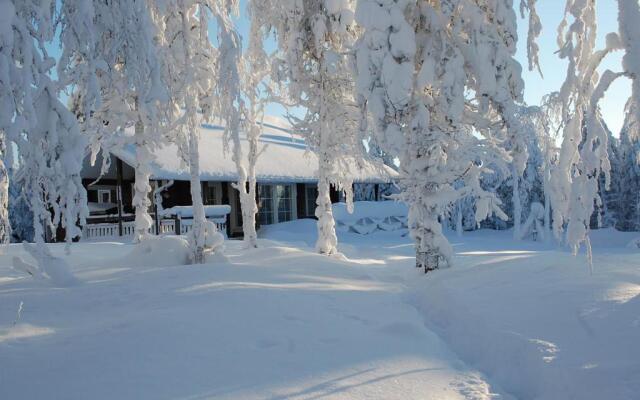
top-left (204, 184), bottom-right (218, 205)
top-left (98, 189), bottom-right (112, 204)
top-left (276, 185), bottom-right (293, 222)
top-left (258, 184), bottom-right (296, 225)
top-left (258, 185), bottom-right (274, 225)
top-left (234, 189), bottom-right (243, 227)
top-left (305, 184), bottom-right (318, 217)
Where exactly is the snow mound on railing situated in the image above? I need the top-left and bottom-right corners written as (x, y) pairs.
top-left (333, 201), bottom-right (408, 235)
top-left (160, 205), bottom-right (231, 219)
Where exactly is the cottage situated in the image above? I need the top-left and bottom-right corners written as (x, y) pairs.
top-left (80, 116), bottom-right (397, 240)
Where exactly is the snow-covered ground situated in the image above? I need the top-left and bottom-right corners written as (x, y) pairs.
top-left (1, 221), bottom-right (639, 399)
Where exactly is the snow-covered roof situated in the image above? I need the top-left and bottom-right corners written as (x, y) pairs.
top-left (102, 115), bottom-right (396, 184)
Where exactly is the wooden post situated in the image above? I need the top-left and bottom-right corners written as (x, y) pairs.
top-left (255, 182), bottom-right (261, 230)
top-left (174, 215), bottom-right (181, 236)
top-left (152, 180), bottom-right (160, 235)
top-left (375, 184), bottom-right (380, 201)
top-left (116, 158), bottom-right (124, 237)
top-left (221, 182), bottom-right (232, 237)
top-left (154, 202), bottom-right (159, 235)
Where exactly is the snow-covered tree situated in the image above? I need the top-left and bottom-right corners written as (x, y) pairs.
top-left (158, 0), bottom-right (232, 263)
top-left (225, 1), bottom-right (272, 249)
top-left (252, 0), bottom-right (365, 256)
top-left (1, 0), bottom-right (88, 246)
top-left (8, 160), bottom-right (33, 243)
top-left (597, 120), bottom-right (621, 229)
top-left (547, 1), bottom-right (637, 261)
top-left (0, 141), bottom-right (10, 244)
top-left (60, 0), bottom-right (169, 244)
top-left (508, 105), bottom-right (555, 240)
top-left (538, 93), bottom-right (564, 239)
top-left (355, 0), bottom-right (527, 271)
top-left (618, 0), bottom-right (640, 124)
top-left (0, 0), bottom-right (22, 244)
top-left (610, 99), bottom-right (640, 230)
top-left (203, 0), bottom-right (279, 252)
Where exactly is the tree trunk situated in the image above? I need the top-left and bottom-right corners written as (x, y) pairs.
top-left (233, 119), bottom-right (259, 248)
top-left (315, 163), bottom-right (338, 255)
top-left (187, 130), bottom-right (206, 264)
top-left (239, 180), bottom-right (258, 248)
top-left (314, 67), bottom-right (339, 256)
top-left (132, 122), bottom-right (153, 243)
top-left (0, 158), bottom-right (11, 244)
top-left (512, 169), bottom-right (522, 240)
top-left (408, 201), bottom-right (441, 273)
top-left (116, 158), bottom-right (124, 237)
top-left (456, 202), bottom-right (463, 238)
top-left (543, 150), bottom-right (552, 241)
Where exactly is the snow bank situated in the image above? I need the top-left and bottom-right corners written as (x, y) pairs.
top-left (12, 243), bottom-right (80, 287)
top-left (411, 245), bottom-right (640, 399)
top-left (258, 219), bottom-right (317, 248)
top-left (117, 236), bottom-right (191, 267)
top-left (626, 237), bottom-right (640, 249)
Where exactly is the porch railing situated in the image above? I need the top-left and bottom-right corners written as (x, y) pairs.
top-left (82, 216), bottom-right (228, 241)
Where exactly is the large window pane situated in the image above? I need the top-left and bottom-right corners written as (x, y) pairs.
top-left (305, 185), bottom-right (318, 217)
top-left (258, 184), bottom-right (294, 225)
top-left (258, 185), bottom-right (273, 225)
top-left (203, 184), bottom-right (217, 205)
top-left (277, 185), bottom-right (293, 222)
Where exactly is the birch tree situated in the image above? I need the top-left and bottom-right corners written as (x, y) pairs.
top-left (158, 0), bottom-right (235, 263)
top-left (253, 0), bottom-right (364, 255)
top-left (1, 0), bottom-right (88, 248)
top-left (225, 1), bottom-right (272, 249)
top-left (355, 0), bottom-right (530, 272)
top-left (546, 0), bottom-right (640, 261)
top-left (60, 0), bottom-right (168, 243)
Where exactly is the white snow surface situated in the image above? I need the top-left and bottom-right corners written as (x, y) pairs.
top-left (1, 220), bottom-right (639, 399)
top-left (107, 116), bottom-right (396, 184)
